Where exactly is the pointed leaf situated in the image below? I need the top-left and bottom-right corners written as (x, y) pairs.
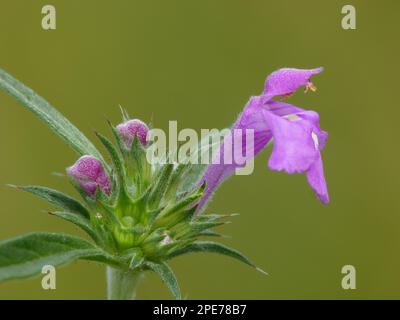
top-left (119, 105), bottom-right (130, 122)
top-left (50, 211), bottom-right (99, 243)
top-left (95, 131), bottom-right (125, 182)
top-left (154, 192), bottom-right (202, 228)
top-left (198, 230), bottom-right (224, 237)
top-left (0, 69), bottom-right (104, 161)
top-left (128, 248), bottom-right (144, 269)
top-left (0, 233), bottom-right (119, 281)
top-left (14, 185), bottom-right (89, 219)
top-left (145, 261), bottom-right (181, 300)
top-left (168, 241), bottom-right (263, 272)
top-left (147, 164), bottom-right (174, 209)
top-left (110, 122), bottom-right (128, 154)
top-left (190, 221), bottom-right (228, 233)
top-left (164, 163), bottom-right (187, 200)
top-left (165, 189), bottom-right (203, 216)
top-left (128, 136), bottom-right (150, 188)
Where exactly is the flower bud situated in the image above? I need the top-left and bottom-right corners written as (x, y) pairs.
top-left (67, 155), bottom-right (111, 196)
top-left (116, 119), bottom-right (149, 148)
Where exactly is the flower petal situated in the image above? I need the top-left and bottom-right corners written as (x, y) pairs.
top-left (264, 67), bottom-right (323, 99)
top-left (198, 97), bottom-right (271, 210)
top-left (264, 102), bottom-right (328, 150)
top-left (198, 67), bottom-right (329, 210)
top-left (262, 110), bottom-right (318, 174)
top-left (306, 154), bottom-right (329, 204)
top-left (263, 100), bottom-right (304, 117)
top-left (236, 96), bottom-right (272, 155)
top-left (297, 111), bottom-right (328, 150)
top-left (263, 108), bottom-right (329, 204)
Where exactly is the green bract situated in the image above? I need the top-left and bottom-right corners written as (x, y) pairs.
top-left (0, 69), bottom-right (263, 299)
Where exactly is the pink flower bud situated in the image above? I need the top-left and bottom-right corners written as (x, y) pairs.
top-left (67, 156), bottom-right (111, 196)
top-left (116, 119), bottom-right (149, 148)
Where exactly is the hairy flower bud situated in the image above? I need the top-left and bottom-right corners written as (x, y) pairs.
top-left (116, 119), bottom-right (149, 148)
top-left (67, 155), bottom-right (111, 196)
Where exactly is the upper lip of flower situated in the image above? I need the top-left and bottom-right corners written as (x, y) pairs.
top-left (263, 67), bottom-right (324, 99)
top-left (199, 67), bottom-right (329, 208)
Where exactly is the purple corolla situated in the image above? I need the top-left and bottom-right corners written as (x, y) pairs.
top-left (116, 119), bottom-right (149, 148)
top-left (199, 67), bottom-right (329, 209)
top-left (67, 155), bottom-right (111, 196)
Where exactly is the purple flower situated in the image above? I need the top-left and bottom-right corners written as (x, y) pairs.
top-left (263, 67), bottom-right (323, 99)
top-left (199, 67), bottom-right (329, 209)
top-left (116, 119), bottom-right (149, 148)
top-left (67, 155), bottom-right (111, 196)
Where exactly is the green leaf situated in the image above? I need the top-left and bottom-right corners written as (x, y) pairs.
top-left (0, 233), bottom-right (120, 281)
top-left (197, 213), bottom-right (239, 222)
top-left (0, 69), bottom-right (104, 161)
top-left (190, 221), bottom-right (228, 233)
top-left (177, 164), bottom-right (206, 195)
top-left (154, 192), bottom-right (202, 227)
top-left (110, 123), bottom-right (128, 154)
top-left (128, 248), bottom-right (144, 269)
top-left (168, 241), bottom-right (267, 274)
top-left (95, 131), bottom-right (125, 182)
top-left (147, 164), bottom-right (174, 209)
top-left (13, 185), bottom-right (89, 219)
top-left (119, 105), bottom-right (130, 122)
top-left (164, 163), bottom-right (186, 200)
top-left (50, 211), bottom-right (99, 243)
top-left (166, 188), bottom-right (203, 215)
top-left (198, 230), bottom-right (224, 237)
top-left (145, 261), bottom-right (181, 299)
top-left (128, 135), bottom-right (151, 189)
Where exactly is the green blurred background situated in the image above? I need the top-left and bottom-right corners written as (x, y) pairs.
top-left (0, 0), bottom-right (399, 299)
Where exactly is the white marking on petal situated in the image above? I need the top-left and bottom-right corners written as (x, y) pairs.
top-left (284, 114), bottom-right (301, 121)
top-left (311, 132), bottom-right (319, 150)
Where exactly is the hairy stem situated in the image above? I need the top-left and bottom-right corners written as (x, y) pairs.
top-left (106, 266), bottom-right (143, 300)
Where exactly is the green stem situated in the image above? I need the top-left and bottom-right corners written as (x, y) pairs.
top-left (106, 266), bottom-right (143, 300)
